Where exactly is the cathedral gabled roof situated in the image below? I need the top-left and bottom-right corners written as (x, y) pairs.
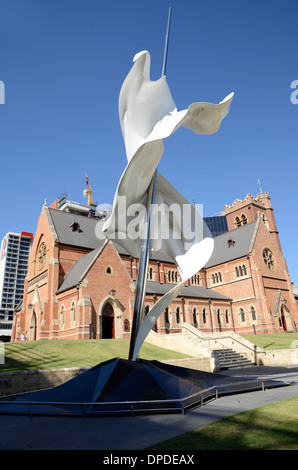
top-left (47, 207), bottom-right (105, 250)
top-left (56, 245), bottom-right (106, 294)
top-left (204, 219), bottom-right (259, 268)
top-left (46, 207), bottom-right (176, 262)
top-left (56, 236), bottom-right (231, 300)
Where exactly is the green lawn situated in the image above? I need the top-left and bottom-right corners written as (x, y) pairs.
top-left (241, 332), bottom-right (298, 350)
top-left (147, 332), bottom-right (298, 451)
top-left (149, 395), bottom-right (298, 450)
top-left (0, 339), bottom-right (190, 372)
top-left (2, 334), bottom-right (298, 450)
top-left (2, 333), bottom-right (298, 372)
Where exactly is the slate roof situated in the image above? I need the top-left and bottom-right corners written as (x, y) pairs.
top-left (56, 245), bottom-right (231, 300)
top-left (47, 207), bottom-right (177, 264)
top-left (144, 281), bottom-right (231, 300)
top-left (50, 206), bottom-right (259, 297)
top-left (204, 220), bottom-right (259, 268)
top-left (48, 208), bottom-right (105, 250)
top-left (56, 245), bottom-right (105, 294)
top-left (48, 207), bottom-right (259, 269)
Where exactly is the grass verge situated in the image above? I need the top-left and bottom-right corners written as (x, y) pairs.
top-left (241, 332), bottom-right (298, 350)
top-left (0, 339), bottom-right (190, 372)
top-left (148, 395), bottom-right (298, 450)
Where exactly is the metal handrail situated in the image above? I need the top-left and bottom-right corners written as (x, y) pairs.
top-left (211, 339), bottom-right (230, 353)
top-left (213, 346), bottom-right (250, 368)
top-left (0, 376), bottom-right (290, 417)
top-left (183, 323), bottom-right (264, 357)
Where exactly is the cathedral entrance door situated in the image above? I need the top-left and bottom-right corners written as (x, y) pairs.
top-left (281, 305), bottom-right (287, 332)
top-left (281, 310), bottom-right (287, 331)
top-left (102, 302), bottom-right (115, 339)
top-left (29, 311), bottom-right (37, 341)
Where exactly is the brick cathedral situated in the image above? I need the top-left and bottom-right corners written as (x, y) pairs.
top-left (12, 188), bottom-right (298, 342)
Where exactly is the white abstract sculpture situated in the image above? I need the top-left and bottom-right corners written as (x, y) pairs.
top-left (103, 50), bottom-right (233, 360)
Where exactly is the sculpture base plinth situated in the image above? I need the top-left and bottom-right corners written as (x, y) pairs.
top-left (0, 359), bottom-right (286, 417)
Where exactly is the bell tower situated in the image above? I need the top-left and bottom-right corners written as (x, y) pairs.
top-left (224, 192), bottom-right (282, 251)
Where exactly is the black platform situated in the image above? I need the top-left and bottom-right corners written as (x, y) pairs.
top-left (0, 358), bottom-right (288, 417)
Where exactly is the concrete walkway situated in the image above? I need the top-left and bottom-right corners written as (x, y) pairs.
top-left (1, 366), bottom-right (298, 450)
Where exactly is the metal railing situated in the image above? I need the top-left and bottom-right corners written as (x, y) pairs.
top-left (0, 376), bottom-right (291, 418)
top-left (182, 323), bottom-right (262, 360)
top-left (213, 346), bottom-right (250, 368)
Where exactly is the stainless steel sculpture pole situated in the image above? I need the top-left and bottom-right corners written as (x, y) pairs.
top-left (162, 6), bottom-right (172, 77)
top-left (128, 7), bottom-right (172, 361)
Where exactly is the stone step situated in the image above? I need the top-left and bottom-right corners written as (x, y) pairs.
top-left (213, 349), bottom-right (255, 369)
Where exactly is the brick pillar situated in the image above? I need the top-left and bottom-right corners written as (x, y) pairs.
top-left (78, 295), bottom-right (92, 339)
top-left (48, 255), bottom-right (60, 338)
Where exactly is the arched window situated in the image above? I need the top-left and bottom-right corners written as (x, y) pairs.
top-left (263, 248), bottom-right (275, 271)
top-left (234, 216), bottom-right (241, 228)
top-left (261, 212), bottom-right (269, 230)
top-left (250, 306), bottom-right (256, 321)
top-left (148, 267), bottom-right (153, 280)
top-left (235, 265), bottom-right (247, 277)
top-left (124, 319), bottom-right (130, 331)
top-left (234, 214), bottom-right (247, 228)
top-left (193, 308), bottom-right (197, 327)
top-left (176, 307), bottom-right (180, 324)
top-left (191, 274), bottom-right (200, 285)
top-left (212, 272), bottom-right (222, 284)
top-left (225, 309), bottom-right (229, 323)
top-left (71, 301), bottom-right (76, 322)
top-left (164, 307), bottom-right (170, 329)
top-left (60, 305), bottom-right (65, 329)
top-left (217, 309), bottom-right (221, 326)
top-left (241, 213), bottom-right (247, 225)
top-left (202, 308), bottom-right (207, 324)
top-left (168, 270), bottom-right (179, 283)
top-left (36, 238), bottom-right (47, 273)
top-left (240, 308), bottom-right (245, 322)
top-left (144, 305), bottom-right (150, 316)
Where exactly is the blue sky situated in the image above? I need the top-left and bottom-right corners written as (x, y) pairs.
top-left (0, 0), bottom-right (297, 284)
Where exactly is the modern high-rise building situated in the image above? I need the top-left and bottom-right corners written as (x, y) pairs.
top-left (0, 231), bottom-right (33, 340)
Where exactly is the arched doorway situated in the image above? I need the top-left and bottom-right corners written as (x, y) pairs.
top-left (102, 302), bottom-right (115, 339)
top-left (29, 310), bottom-right (37, 341)
top-left (280, 305), bottom-right (287, 331)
